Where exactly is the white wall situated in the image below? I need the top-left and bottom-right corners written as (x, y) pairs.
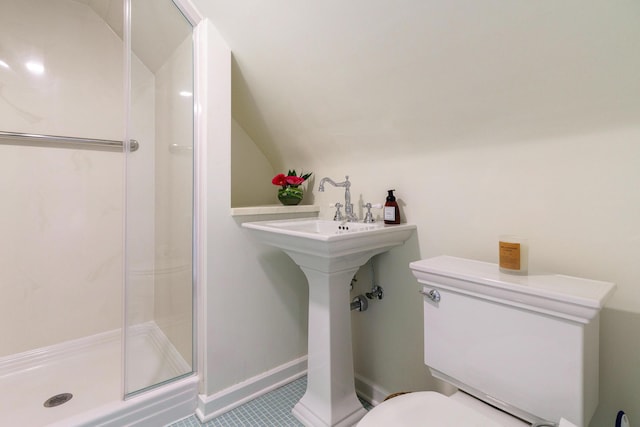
top-left (231, 119), bottom-right (277, 207)
top-left (199, 22), bottom-right (310, 402)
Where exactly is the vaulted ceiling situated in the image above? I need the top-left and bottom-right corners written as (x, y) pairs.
top-left (78, 0), bottom-right (640, 167)
top-left (196, 0), bottom-right (640, 169)
top-left (78, 0), bottom-right (191, 73)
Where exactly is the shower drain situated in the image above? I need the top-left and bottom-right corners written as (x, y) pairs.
top-left (44, 393), bottom-right (73, 408)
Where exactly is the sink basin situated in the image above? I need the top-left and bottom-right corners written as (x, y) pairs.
top-left (250, 218), bottom-right (388, 236)
top-left (242, 219), bottom-right (416, 268)
top-left (243, 218), bottom-right (416, 426)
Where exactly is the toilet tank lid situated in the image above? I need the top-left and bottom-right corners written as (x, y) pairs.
top-left (410, 256), bottom-right (616, 323)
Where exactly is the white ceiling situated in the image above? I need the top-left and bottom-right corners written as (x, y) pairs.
top-left (71, 0), bottom-right (640, 168)
top-left (195, 0), bottom-right (640, 169)
top-left (76, 0), bottom-right (191, 73)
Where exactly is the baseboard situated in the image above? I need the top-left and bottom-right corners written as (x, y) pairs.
top-left (354, 373), bottom-right (390, 407)
top-left (196, 356), bottom-right (307, 422)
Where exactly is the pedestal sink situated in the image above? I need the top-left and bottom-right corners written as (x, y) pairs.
top-left (242, 219), bottom-right (416, 426)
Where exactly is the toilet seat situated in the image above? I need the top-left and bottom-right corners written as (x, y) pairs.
top-left (357, 391), bottom-right (529, 427)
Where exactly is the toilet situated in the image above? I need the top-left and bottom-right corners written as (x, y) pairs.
top-left (358, 256), bottom-right (615, 427)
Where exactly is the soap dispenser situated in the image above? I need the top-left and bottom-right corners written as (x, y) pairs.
top-left (384, 190), bottom-right (400, 224)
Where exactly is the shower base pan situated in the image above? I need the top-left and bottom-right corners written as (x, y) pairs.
top-left (0, 322), bottom-right (196, 427)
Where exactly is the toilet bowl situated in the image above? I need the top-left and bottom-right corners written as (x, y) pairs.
top-left (358, 390), bottom-right (530, 426)
top-left (357, 256), bottom-right (615, 427)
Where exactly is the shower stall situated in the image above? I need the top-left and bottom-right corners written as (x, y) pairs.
top-left (0, 0), bottom-right (199, 425)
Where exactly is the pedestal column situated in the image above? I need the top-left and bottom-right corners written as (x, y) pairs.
top-left (292, 266), bottom-right (367, 427)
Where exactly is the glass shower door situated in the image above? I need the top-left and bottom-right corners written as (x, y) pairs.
top-left (124, 0), bottom-right (194, 395)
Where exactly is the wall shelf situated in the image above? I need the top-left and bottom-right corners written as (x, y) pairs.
top-left (230, 205), bottom-right (320, 217)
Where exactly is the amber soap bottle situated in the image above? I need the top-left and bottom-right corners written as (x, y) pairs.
top-left (384, 189), bottom-right (400, 224)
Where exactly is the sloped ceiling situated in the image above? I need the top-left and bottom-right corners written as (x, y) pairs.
top-left (76, 0), bottom-right (191, 73)
top-left (202, 1), bottom-right (639, 167)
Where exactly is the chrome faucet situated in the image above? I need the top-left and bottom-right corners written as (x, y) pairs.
top-left (318, 175), bottom-right (359, 222)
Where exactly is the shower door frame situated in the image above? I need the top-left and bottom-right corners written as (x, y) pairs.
top-left (122, 0), bottom-right (205, 399)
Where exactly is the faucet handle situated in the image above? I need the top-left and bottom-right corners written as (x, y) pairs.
top-left (362, 203), bottom-right (382, 223)
top-left (362, 203), bottom-right (382, 209)
top-left (331, 203), bottom-right (344, 221)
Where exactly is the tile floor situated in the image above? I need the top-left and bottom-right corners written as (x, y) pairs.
top-left (171, 376), bottom-right (371, 427)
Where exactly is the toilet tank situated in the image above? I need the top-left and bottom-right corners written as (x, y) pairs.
top-left (409, 256), bottom-right (615, 427)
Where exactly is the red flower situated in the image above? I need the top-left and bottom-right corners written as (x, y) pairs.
top-left (285, 175), bottom-right (305, 186)
top-left (271, 173), bottom-right (287, 186)
top-left (272, 170), bottom-right (312, 188)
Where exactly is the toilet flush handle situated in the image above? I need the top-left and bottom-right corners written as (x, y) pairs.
top-left (420, 288), bottom-right (441, 303)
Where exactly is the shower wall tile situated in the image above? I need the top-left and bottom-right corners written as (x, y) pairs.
top-left (126, 53), bottom-right (157, 327)
top-left (153, 35), bottom-right (194, 367)
top-left (0, 145), bottom-right (123, 356)
top-left (0, 0), bottom-right (155, 356)
top-left (0, 0), bottom-right (124, 140)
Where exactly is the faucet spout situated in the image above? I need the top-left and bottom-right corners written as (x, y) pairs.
top-left (318, 175), bottom-right (358, 222)
top-left (318, 176), bottom-right (349, 192)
